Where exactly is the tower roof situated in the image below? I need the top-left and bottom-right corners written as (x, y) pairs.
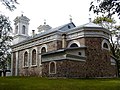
top-left (14, 14), bottom-right (30, 25)
top-left (37, 24), bottom-right (52, 32)
top-left (37, 20), bottom-right (52, 33)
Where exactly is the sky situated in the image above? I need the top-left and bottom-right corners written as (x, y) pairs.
top-left (0, 0), bottom-right (93, 34)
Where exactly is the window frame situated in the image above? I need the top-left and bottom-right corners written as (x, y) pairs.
top-left (68, 40), bottom-right (80, 48)
top-left (15, 25), bottom-right (18, 34)
top-left (22, 25), bottom-right (26, 34)
top-left (31, 47), bottom-right (37, 67)
top-left (39, 44), bottom-right (47, 66)
top-left (49, 61), bottom-right (56, 74)
top-left (70, 43), bottom-right (79, 47)
top-left (102, 39), bottom-right (110, 50)
top-left (23, 50), bottom-right (29, 68)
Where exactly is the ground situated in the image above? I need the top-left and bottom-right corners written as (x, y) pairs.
top-left (0, 77), bottom-right (120, 90)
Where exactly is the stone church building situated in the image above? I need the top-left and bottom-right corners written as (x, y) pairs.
top-left (11, 15), bottom-right (117, 78)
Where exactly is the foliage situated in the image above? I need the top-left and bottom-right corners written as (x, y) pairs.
top-left (0, 15), bottom-right (13, 70)
top-left (0, 0), bottom-right (18, 11)
top-left (0, 77), bottom-right (120, 90)
top-left (93, 16), bottom-right (116, 29)
top-left (89, 0), bottom-right (120, 18)
top-left (0, 0), bottom-right (18, 74)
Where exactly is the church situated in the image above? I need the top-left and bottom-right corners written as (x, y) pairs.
top-left (11, 14), bottom-right (117, 78)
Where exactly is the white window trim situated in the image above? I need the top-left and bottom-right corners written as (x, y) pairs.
top-left (68, 40), bottom-right (80, 48)
top-left (49, 61), bottom-right (56, 74)
top-left (30, 47), bottom-right (37, 67)
top-left (39, 44), bottom-right (47, 66)
top-left (40, 44), bottom-right (48, 53)
top-left (23, 49), bottom-right (29, 68)
top-left (101, 39), bottom-right (110, 50)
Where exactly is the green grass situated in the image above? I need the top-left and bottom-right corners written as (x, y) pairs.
top-left (0, 77), bottom-right (120, 90)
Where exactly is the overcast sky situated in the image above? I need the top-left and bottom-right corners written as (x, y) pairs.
top-left (0, 0), bottom-right (93, 34)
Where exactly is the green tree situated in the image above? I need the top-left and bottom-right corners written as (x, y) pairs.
top-left (0, 0), bottom-right (18, 76)
top-left (0, 14), bottom-right (13, 76)
top-left (89, 0), bottom-right (120, 18)
top-left (93, 16), bottom-right (120, 77)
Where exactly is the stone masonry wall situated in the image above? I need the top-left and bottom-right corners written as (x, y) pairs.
top-left (85, 37), bottom-right (116, 77)
top-left (42, 60), bottom-right (86, 78)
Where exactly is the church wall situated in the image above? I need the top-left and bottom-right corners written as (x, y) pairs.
top-left (42, 60), bottom-right (86, 78)
top-left (84, 37), bottom-right (116, 77)
top-left (56, 40), bottom-right (62, 49)
top-left (14, 40), bottom-right (61, 76)
top-left (47, 41), bottom-right (61, 51)
top-left (67, 38), bottom-right (85, 47)
top-left (12, 34), bottom-right (117, 77)
top-left (12, 52), bottom-right (16, 76)
top-left (19, 66), bottom-right (42, 76)
top-left (17, 47), bottom-right (41, 76)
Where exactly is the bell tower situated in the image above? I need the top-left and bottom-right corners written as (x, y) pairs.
top-left (13, 14), bottom-right (30, 44)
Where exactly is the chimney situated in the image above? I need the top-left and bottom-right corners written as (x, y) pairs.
top-left (32, 30), bottom-right (35, 36)
top-left (62, 34), bottom-right (67, 48)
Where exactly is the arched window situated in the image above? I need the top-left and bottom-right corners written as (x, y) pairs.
top-left (70, 43), bottom-right (79, 47)
top-left (32, 49), bottom-right (36, 65)
top-left (15, 25), bottom-right (18, 34)
top-left (68, 40), bottom-right (80, 48)
top-left (24, 51), bottom-right (28, 66)
top-left (49, 61), bottom-right (56, 74)
top-left (102, 39), bottom-right (110, 50)
top-left (22, 25), bottom-right (26, 34)
top-left (103, 43), bottom-right (109, 49)
top-left (41, 47), bottom-right (46, 54)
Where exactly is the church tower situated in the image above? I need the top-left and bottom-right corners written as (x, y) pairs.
top-left (12, 14), bottom-right (30, 44)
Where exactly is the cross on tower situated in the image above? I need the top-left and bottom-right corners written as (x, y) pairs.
top-left (69, 15), bottom-right (72, 23)
top-left (21, 11), bottom-right (24, 16)
top-left (44, 19), bottom-right (46, 25)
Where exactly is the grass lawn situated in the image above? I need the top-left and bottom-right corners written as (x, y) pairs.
top-left (0, 77), bottom-right (120, 90)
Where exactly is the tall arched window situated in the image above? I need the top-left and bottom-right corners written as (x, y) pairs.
top-left (49, 61), bottom-right (56, 74)
top-left (24, 51), bottom-right (28, 66)
top-left (41, 47), bottom-right (46, 54)
top-left (32, 49), bottom-right (36, 65)
top-left (70, 43), bottom-right (79, 47)
top-left (15, 25), bottom-right (18, 34)
top-left (22, 25), bottom-right (26, 34)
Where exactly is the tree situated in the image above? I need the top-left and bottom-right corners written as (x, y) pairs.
top-left (93, 16), bottom-right (120, 77)
top-left (93, 16), bottom-right (116, 29)
top-left (89, 0), bottom-right (120, 18)
top-left (0, 0), bottom-right (18, 11)
top-left (0, 0), bottom-right (18, 76)
top-left (0, 14), bottom-right (13, 76)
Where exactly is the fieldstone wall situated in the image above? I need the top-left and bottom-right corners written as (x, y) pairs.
top-left (42, 60), bottom-right (86, 78)
top-left (85, 37), bottom-right (116, 77)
